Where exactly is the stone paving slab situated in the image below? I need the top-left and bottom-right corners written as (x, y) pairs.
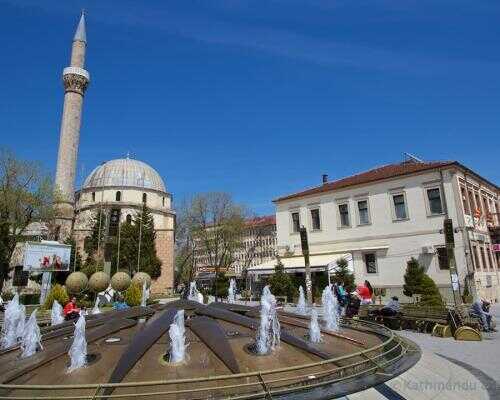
top-left (343, 349), bottom-right (489, 400)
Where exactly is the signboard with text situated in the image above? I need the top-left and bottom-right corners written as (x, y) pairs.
top-left (23, 242), bottom-right (71, 272)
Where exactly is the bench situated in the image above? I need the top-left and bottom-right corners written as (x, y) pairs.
top-left (399, 305), bottom-right (449, 333)
top-left (358, 304), bottom-right (401, 330)
top-left (452, 304), bottom-right (482, 332)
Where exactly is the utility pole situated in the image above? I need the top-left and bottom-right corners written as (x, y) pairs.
top-left (299, 226), bottom-right (313, 304)
top-left (444, 218), bottom-right (461, 307)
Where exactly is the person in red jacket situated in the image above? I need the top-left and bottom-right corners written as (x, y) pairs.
top-left (63, 297), bottom-right (81, 321)
top-left (356, 280), bottom-right (374, 304)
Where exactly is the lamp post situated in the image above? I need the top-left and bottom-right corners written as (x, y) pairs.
top-left (299, 226), bottom-right (313, 304)
top-left (444, 218), bottom-right (461, 307)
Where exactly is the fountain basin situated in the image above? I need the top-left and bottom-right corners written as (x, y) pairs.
top-left (0, 303), bottom-right (419, 400)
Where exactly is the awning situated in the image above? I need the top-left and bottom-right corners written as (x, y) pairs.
top-left (247, 252), bottom-right (354, 275)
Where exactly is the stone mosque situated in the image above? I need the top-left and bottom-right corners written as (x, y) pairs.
top-left (52, 13), bottom-right (174, 293)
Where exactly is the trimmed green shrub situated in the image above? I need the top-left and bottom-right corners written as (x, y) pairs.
top-left (419, 275), bottom-right (443, 307)
top-left (212, 272), bottom-right (230, 298)
top-left (124, 282), bottom-right (142, 306)
top-left (44, 284), bottom-right (69, 309)
top-left (403, 257), bottom-right (425, 298)
top-left (268, 258), bottom-right (297, 302)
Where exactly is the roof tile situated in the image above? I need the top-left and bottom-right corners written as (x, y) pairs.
top-left (274, 161), bottom-right (456, 202)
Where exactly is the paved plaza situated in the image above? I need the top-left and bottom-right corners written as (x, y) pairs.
top-left (339, 305), bottom-right (500, 400)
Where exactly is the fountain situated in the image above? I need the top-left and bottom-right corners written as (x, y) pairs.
top-left (188, 281), bottom-right (203, 304)
top-left (51, 300), bottom-right (65, 325)
top-left (168, 310), bottom-right (187, 363)
top-left (21, 309), bottom-right (43, 358)
top-left (227, 278), bottom-right (236, 303)
top-left (296, 285), bottom-right (307, 314)
top-left (16, 304), bottom-right (26, 341)
top-left (256, 285), bottom-right (280, 354)
top-left (0, 293), bottom-right (23, 349)
top-left (91, 297), bottom-right (101, 315)
top-left (321, 285), bottom-right (339, 332)
top-left (140, 281), bottom-right (149, 307)
top-left (309, 309), bottom-right (322, 343)
top-left (0, 292), bottom-right (418, 399)
top-left (68, 314), bottom-right (87, 372)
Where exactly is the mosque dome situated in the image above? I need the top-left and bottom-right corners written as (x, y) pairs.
top-left (83, 158), bottom-right (166, 192)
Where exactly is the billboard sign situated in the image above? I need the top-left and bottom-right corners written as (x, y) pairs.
top-left (23, 241), bottom-right (71, 272)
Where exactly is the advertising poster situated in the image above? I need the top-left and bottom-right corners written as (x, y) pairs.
top-left (23, 241), bottom-right (71, 272)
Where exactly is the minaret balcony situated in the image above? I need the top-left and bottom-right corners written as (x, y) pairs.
top-left (63, 66), bottom-right (90, 81)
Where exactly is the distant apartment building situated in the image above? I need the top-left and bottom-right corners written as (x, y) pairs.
top-left (193, 215), bottom-right (277, 281)
top-left (248, 160), bottom-right (499, 303)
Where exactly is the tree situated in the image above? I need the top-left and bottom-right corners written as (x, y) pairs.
top-left (0, 149), bottom-right (54, 292)
top-left (177, 193), bottom-right (248, 298)
top-left (83, 209), bottom-right (107, 260)
top-left (115, 206), bottom-right (162, 278)
top-left (420, 275), bottom-right (443, 306)
top-left (239, 216), bottom-right (276, 287)
top-left (135, 206), bottom-right (162, 278)
top-left (403, 257), bottom-right (425, 298)
top-left (331, 258), bottom-right (355, 292)
top-left (268, 257), bottom-right (297, 301)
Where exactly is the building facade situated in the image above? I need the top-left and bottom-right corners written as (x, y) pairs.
top-left (73, 158), bottom-right (175, 293)
top-left (193, 216), bottom-right (277, 279)
top-left (264, 160), bottom-right (498, 303)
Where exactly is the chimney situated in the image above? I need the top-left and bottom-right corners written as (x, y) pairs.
top-left (322, 174), bottom-right (328, 184)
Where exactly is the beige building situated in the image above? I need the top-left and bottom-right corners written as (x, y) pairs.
top-left (52, 14), bottom-right (174, 293)
top-left (193, 216), bottom-right (277, 280)
top-left (249, 159), bottom-right (499, 303)
top-left (73, 158), bottom-right (175, 293)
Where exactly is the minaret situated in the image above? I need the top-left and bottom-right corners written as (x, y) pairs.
top-left (54, 12), bottom-right (90, 240)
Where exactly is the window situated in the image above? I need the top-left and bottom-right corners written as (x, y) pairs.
top-left (482, 196), bottom-right (489, 214)
top-left (291, 211), bottom-right (300, 233)
top-left (357, 200), bottom-right (370, 225)
top-left (338, 203), bottom-right (350, 227)
top-left (364, 253), bottom-right (377, 273)
top-left (162, 197), bottom-right (165, 207)
top-left (474, 193), bottom-right (482, 215)
top-left (310, 208), bottom-right (321, 230)
top-left (115, 191), bottom-right (121, 201)
top-left (468, 190), bottom-right (475, 210)
top-left (92, 192), bottom-right (96, 202)
top-left (142, 193), bottom-right (147, 204)
top-left (480, 247), bottom-right (489, 270)
top-left (488, 250), bottom-right (495, 271)
top-left (461, 187), bottom-right (470, 215)
top-left (126, 214), bottom-right (132, 224)
top-left (472, 245), bottom-right (480, 270)
top-left (426, 188), bottom-right (443, 215)
top-left (486, 275), bottom-right (492, 288)
top-left (392, 194), bottom-right (407, 220)
top-left (436, 247), bottom-right (449, 270)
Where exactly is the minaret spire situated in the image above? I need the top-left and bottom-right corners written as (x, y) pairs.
top-left (73, 10), bottom-right (86, 43)
top-left (53, 13), bottom-right (91, 240)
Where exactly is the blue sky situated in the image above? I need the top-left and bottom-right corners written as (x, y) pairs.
top-left (1, 1), bottom-right (499, 214)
